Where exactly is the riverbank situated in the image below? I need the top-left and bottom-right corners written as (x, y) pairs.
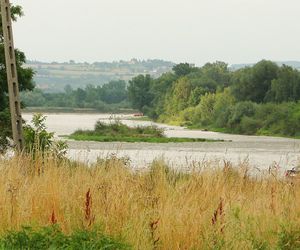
top-left (22, 107), bottom-right (137, 114)
top-left (155, 116), bottom-right (300, 140)
top-left (69, 134), bottom-right (214, 143)
top-left (1, 154), bottom-right (300, 249)
top-left (185, 124), bottom-right (300, 140)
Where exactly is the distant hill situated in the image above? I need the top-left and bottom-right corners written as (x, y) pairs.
top-left (26, 59), bottom-right (175, 93)
top-left (230, 61), bottom-right (300, 70)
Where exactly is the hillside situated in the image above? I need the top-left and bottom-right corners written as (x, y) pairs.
top-left (26, 59), bottom-right (175, 93)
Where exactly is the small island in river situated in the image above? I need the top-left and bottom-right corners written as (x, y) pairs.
top-left (68, 120), bottom-right (222, 143)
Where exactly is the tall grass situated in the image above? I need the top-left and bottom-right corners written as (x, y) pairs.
top-left (0, 154), bottom-right (299, 249)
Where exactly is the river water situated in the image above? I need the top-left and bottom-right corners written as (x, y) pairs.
top-left (23, 113), bottom-right (300, 172)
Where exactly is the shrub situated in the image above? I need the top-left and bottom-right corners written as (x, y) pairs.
top-left (23, 114), bottom-right (67, 158)
top-left (0, 226), bottom-right (130, 250)
top-left (277, 227), bottom-right (300, 250)
top-left (228, 101), bottom-right (257, 129)
top-left (239, 116), bottom-right (261, 135)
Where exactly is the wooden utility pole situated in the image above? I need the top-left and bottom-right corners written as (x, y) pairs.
top-left (1, 0), bottom-right (24, 151)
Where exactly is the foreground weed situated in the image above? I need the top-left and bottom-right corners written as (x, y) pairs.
top-left (277, 226), bottom-right (300, 250)
top-left (0, 226), bottom-right (130, 250)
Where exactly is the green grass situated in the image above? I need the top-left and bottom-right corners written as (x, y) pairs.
top-left (0, 226), bottom-right (130, 250)
top-left (69, 121), bottom-right (221, 143)
top-left (68, 134), bottom-right (215, 143)
top-left (187, 124), bottom-right (300, 139)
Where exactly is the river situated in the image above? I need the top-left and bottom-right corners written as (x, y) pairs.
top-left (23, 113), bottom-right (300, 172)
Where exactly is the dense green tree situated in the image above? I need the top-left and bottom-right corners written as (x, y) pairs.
top-left (231, 60), bottom-right (279, 103)
top-left (189, 75), bottom-right (218, 95)
top-left (164, 77), bottom-right (193, 117)
top-left (74, 88), bottom-right (87, 108)
top-left (197, 93), bottom-right (216, 126)
top-left (84, 84), bottom-right (98, 104)
top-left (173, 63), bottom-right (195, 77)
top-left (188, 87), bottom-right (204, 106)
top-left (144, 72), bottom-right (178, 119)
top-left (212, 89), bottom-right (235, 127)
top-left (201, 61), bottom-right (230, 88)
top-left (100, 80), bottom-right (127, 104)
top-left (0, 6), bottom-right (35, 151)
top-left (21, 89), bottom-right (46, 107)
top-left (127, 74), bottom-right (153, 112)
top-left (269, 65), bottom-right (300, 102)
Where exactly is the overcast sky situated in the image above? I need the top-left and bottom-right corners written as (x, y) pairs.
top-left (12, 0), bottom-right (300, 66)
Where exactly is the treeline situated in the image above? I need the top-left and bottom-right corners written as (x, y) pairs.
top-left (128, 61), bottom-right (300, 137)
top-left (21, 80), bottom-right (130, 112)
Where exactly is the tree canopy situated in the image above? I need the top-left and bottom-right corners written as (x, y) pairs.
top-left (127, 60), bottom-right (300, 137)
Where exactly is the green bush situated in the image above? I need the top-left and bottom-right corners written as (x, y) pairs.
top-left (0, 226), bottom-right (130, 250)
top-left (228, 101), bottom-right (257, 129)
top-left (239, 116), bottom-right (261, 135)
top-left (277, 227), bottom-right (300, 250)
top-left (23, 114), bottom-right (67, 158)
top-left (254, 102), bottom-right (300, 137)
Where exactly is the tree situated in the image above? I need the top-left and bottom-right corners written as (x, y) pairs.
top-left (74, 88), bottom-right (86, 108)
top-left (165, 77), bottom-right (192, 116)
top-left (192, 93), bottom-right (216, 126)
top-left (21, 89), bottom-right (46, 107)
top-left (149, 72), bottom-right (177, 119)
top-left (201, 61), bottom-right (230, 88)
top-left (172, 63), bottom-right (194, 77)
top-left (0, 5), bottom-right (35, 152)
top-left (231, 60), bottom-right (279, 103)
top-left (128, 74), bottom-right (153, 112)
top-left (228, 101), bottom-right (257, 128)
top-left (100, 80), bottom-right (127, 104)
top-left (269, 65), bottom-right (300, 103)
top-left (213, 88), bottom-right (235, 127)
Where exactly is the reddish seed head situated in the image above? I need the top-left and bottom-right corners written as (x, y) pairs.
top-left (50, 210), bottom-right (57, 224)
top-left (85, 188), bottom-right (92, 222)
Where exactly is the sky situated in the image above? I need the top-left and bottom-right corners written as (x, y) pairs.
top-left (12, 0), bottom-right (300, 66)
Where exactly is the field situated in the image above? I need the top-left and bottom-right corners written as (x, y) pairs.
top-left (0, 153), bottom-right (299, 249)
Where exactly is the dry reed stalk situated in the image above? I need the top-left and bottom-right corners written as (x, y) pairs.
top-left (149, 218), bottom-right (160, 249)
top-left (7, 183), bottom-right (18, 228)
top-left (212, 198), bottom-right (225, 234)
top-left (0, 155), bottom-right (299, 249)
top-left (84, 188), bottom-right (95, 227)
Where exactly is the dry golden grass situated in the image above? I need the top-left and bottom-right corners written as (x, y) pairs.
top-left (0, 154), bottom-right (299, 249)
